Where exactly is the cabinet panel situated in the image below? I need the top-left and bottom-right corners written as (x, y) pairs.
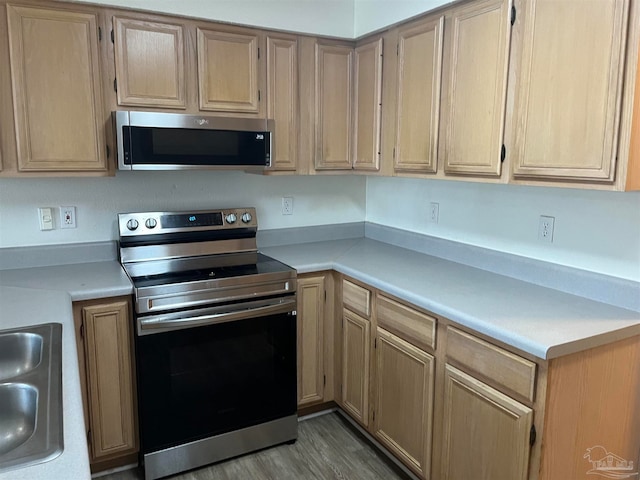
top-left (374, 328), bottom-right (434, 478)
top-left (342, 309), bottom-right (370, 426)
top-left (511, 0), bottom-right (628, 181)
top-left (6, 5), bottom-right (107, 172)
top-left (441, 364), bottom-right (532, 480)
top-left (377, 294), bottom-right (436, 351)
top-left (82, 300), bottom-right (137, 461)
top-left (353, 38), bottom-right (382, 171)
top-left (197, 28), bottom-right (260, 113)
top-left (297, 275), bottom-right (325, 406)
top-left (443, 0), bottom-right (511, 176)
top-left (342, 279), bottom-right (371, 318)
top-left (113, 17), bottom-right (186, 108)
top-left (315, 43), bottom-right (353, 170)
top-left (267, 35), bottom-right (298, 171)
top-left (394, 16), bottom-right (444, 173)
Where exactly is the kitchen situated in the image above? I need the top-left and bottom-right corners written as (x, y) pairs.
top-left (0, 0), bottom-right (639, 479)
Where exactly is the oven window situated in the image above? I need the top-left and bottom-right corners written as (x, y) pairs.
top-left (135, 312), bottom-right (296, 453)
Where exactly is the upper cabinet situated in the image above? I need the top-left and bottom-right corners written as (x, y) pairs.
top-left (353, 37), bottom-right (383, 172)
top-left (5, 4), bottom-right (108, 173)
top-left (509, 0), bottom-right (628, 183)
top-left (197, 27), bottom-right (263, 114)
top-left (441, 0), bottom-right (512, 177)
top-left (266, 34), bottom-right (298, 172)
top-left (314, 42), bottom-right (354, 170)
top-left (113, 17), bottom-right (186, 108)
top-left (393, 15), bottom-right (444, 174)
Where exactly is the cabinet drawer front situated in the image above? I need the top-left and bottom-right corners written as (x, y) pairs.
top-left (343, 280), bottom-right (371, 318)
top-left (447, 327), bottom-right (536, 402)
top-left (377, 294), bottom-right (436, 351)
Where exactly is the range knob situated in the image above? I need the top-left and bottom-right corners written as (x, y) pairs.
top-left (241, 212), bottom-right (252, 224)
top-left (225, 213), bottom-right (237, 224)
top-left (126, 219), bottom-right (139, 231)
top-left (145, 218), bottom-right (158, 229)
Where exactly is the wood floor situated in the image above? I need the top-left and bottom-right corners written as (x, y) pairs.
top-left (99, 413), bottom-right (410, 480)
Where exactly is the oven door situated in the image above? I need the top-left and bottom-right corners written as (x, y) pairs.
top-left (134, 296), bottom-right (297, 454)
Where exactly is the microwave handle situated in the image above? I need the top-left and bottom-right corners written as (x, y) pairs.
top-left (138, 297), bottom-right (296, 335)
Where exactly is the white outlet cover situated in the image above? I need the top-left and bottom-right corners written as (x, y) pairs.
top-left (60, 206), bottom-right (77, 229)
top-left (430, 202), bottom-right (439, 223)
top-left (282, 197), bottom-right (293, 215)
top-left (538, 215), bottom-right (555, 243)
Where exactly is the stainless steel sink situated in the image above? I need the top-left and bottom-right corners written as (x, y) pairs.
top-left (0, 323), bottom-right (63, 473)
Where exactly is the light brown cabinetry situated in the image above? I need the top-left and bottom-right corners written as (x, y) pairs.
top-left (73, 297), bottom-right (137, 472)
top-left (441, 0), bottom-right (512, 177)
top-left (314, 42), bottom-right (353, 170)
top-left (441, 364), bottom-right (533, 480)
top-left (373, 327), bottom-right (435, 479)
top-left (510, 0), bottom-right (628, 182)
top-left (297, 275), bottom-right (325, 406)
top-left (353, 37), bottom-right (383, 171)
top-left (197, 27), bottom-right (262, 114)
top-left (266, 34), bottom-right (298, 172)
top-left (5, 4), bottom-right (108, 173)
top-left (393, 15), bottom-right (444, 174)
top-left (113, 17), bottom-right (186, 108)
top-left (341, 308), bottom-right (370, 426)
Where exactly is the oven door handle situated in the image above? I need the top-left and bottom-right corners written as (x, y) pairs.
top-left (138, 297), bottom-right (296, 333)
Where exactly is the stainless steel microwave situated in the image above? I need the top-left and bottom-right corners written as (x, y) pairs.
top-left (114, 111), bottom-right (272, 171)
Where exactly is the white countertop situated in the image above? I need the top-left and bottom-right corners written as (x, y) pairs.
top-left (0, 262), bottom-right (133, 480)
top-left (262, 238), bottom-right (640, 359)
top-left (0, 286), bottom-right (90, 480)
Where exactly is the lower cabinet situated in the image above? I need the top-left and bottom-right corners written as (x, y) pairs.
top-left (373, 327), bottom-right (435, 479)
top-left (297, 275), bottom-right (325, 406)
top-left (341, 308), bottom-right (370, 426)
top-left (440, 364), bottom-right (533, 480)
top-left (73, 297), bottom-right (138, 472)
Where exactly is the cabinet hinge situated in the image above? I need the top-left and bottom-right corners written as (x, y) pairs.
top-left (106, 145), bottom-right (110, 159)
top-left (501, 144), bottom-right (506, 163)
top-left (98, 27), bottom-right (102, 42)
top-left (79, 323), bottom-right (84, 339)
top-left (323, 375), bottom-right (326, 386)
top-left (111, 29), bottom-right (115, 43)
top-left (258, 90), bottom-right (261, 102)
top-left (87, 429), bottom-right (91, 443)
top-left (511, 5), bottom-right (516, 26)
top-left (530, 425), bottom-right (537, 446)
top-left (374, 337), bottom-right (377, 348)
top-left (372, 410), bottom-right (375, 422)
top-left (324, 290), bottom-right (327, 302)
top-left (396, 44), bottom-right (399, 56)
top-left (113, 78), bottom-right (117, 93)
top-left (392, 147), bottom-right (396, 159)
top-left (258, 47), bottom-right (260, 59)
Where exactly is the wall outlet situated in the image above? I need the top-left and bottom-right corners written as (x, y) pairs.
top-left (38, 207), bottom-right (54, 231)
top-left (430, 202), bottom-right (439, 223)
top-left (282, 197), bottom-right (293, 215)
top-left (538, 215), bottom-right (555, 243)
top-left (60, 206), bottom-right (77, 229)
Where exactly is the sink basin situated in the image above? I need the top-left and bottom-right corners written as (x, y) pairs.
top-left (0, 323), bottom-right (63, 473)
top-left (0, 384), bottom-right (37, 455)
top-left (0, 333), bottom-right (43, 381)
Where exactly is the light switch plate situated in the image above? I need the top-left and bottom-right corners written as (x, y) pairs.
top-left (38, 207), bottom-right (54, 231)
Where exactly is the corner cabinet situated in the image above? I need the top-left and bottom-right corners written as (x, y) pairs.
top-left (5, 4), bottom-right (108, 173)
top-left (197, 26), bottom-right (263, 114)
top-left (393, 15), bottom-right (444, 174)
top-left (113, 17), bottom-right (186, 108)
top-left (509, 0), bottom-right (628, 182)
top-left (441, 0), bottom-right (512, 177)
top-left (73, 297), bottom-right (138, 472)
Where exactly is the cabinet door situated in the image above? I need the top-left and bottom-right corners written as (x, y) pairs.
top-left (442, 0), bottom-right (512, 176)
top-left (342, 309), bottom-right (370, 426)
top-left (511, 0), bottom-right (628, 182)
top-left (197, 28), bottom-right (260, 113)
top-left (315, 43), bottom-right (353, 170)
top-left (267, 34), bottom-right (298, 171)
top-left (113, 17), bottom-right (186, 108)
top-left (374, 328), bottom-right (435, 479)
top-left (297, 275), bottom-right (325, 406)
top-left (394, 16), bottom-right (444, 173)
top-left (353, 38), bottom-right (383, 172)
top-left (6, 5), bottom-right (107, 172)
top-left (82, 300), bottom-right (137, 461)
top-left (441, 364), bottom-right (533, 480)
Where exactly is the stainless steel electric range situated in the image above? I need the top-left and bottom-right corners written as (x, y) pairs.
top-left (118, 208), bottom-right (298, 480)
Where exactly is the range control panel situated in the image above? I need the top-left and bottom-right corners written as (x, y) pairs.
top-left (118, 208), bottom-right (257, 236)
